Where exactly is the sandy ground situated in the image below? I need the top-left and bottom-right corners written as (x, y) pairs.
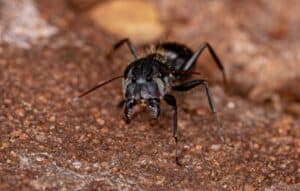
top-left (0, 0), bottom-right (299, 190)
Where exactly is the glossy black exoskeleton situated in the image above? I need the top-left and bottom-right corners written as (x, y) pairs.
top-left (77, 38), bottom-right (227, 165)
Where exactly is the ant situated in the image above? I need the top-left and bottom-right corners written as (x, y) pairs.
top-left (77, 38), bottom-right (227, 165)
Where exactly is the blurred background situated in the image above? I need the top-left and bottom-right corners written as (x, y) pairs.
top-left (1, 0), bottom-right (300, 112)
top-left (0, 0), bottom-right (299, 190)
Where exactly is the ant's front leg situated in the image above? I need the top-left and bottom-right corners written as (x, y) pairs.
top-left (172, 79), bottom-right (216, 113)
top-left (123, 99), bottom-right (136, 123)
top-left (183, 43), bottom-right (227, 87)
top-left (164, 94), bottom-right (181, 165)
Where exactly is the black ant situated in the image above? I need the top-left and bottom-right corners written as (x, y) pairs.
top-left (77, 38), bottom-right (227, 165)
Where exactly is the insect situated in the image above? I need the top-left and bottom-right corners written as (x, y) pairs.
top-left (77, 38), bottom-right (227, 165)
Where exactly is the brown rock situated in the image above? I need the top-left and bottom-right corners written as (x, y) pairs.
top-left (1, 1), bottom-right (300, 190)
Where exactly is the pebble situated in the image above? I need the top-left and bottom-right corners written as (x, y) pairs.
top-left (36, 157), bottom-right (44, 162)
top-left (15, 108), bottom-right (25, 117)
top-left (100, 127), bottom-right (108, 134)
top-left (37, 95), bottom-right (47, 103)
top-left (227, 101), bottom-right (235, 109)
top-left (155, 175), bottom-right (165, 185)
top-left (210, 144), bottom-right (221, 151)
top-left (96, 118), bottom-right (105, 126)
top-left (10, 151), bottom-right (17, 157)
top-left (48, 115), bottom-right (56, 122)
top-left (72, 161), bottom-right (82, 169)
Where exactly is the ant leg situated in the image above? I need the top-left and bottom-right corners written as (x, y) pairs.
top-left (183, 42), bottom-right (227, 86)
top-left (173, 80), bottom-right (227, 143)
top-left (164, 94), bottom-right (181, 165)
top-left (172, 79), bottom-right (216, 113)
top-left (107, 38), bottom-right (138, 59)
top-left (148, 99), bottom-right (160, 119)
top-left (123, 99), bottom-right (136, 123)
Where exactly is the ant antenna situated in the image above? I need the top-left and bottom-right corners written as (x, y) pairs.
top-left (76, 75), bottom-right (123, 99)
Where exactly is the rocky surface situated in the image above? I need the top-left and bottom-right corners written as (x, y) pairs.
top-left (0, 0), bottom-right (57, 49)
top-left (0, 0), bottom-right (299, 190)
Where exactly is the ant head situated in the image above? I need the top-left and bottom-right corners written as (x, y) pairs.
top-left (123, 57), bottom-right (167, 101)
